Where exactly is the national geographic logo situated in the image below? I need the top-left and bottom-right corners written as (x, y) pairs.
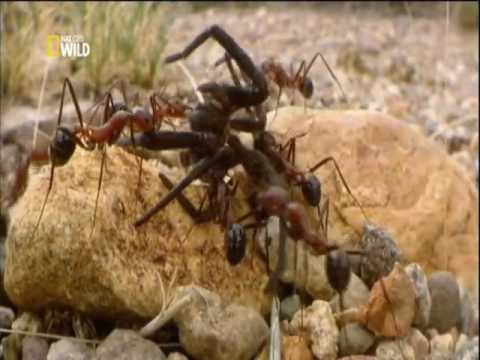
top-left (47, 34), bottom-right (90, 58)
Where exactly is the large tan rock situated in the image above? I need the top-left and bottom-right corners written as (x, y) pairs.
top-left (266, 107), bottom-right (478, 295)
top-left (5, 146), bottom-right (270, 319)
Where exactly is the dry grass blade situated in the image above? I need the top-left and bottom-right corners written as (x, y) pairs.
top-left (269, 296), bottom-right (282, 360)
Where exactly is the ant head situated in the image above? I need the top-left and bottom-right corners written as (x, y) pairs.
top-left (325, 249), bottom-right (351, 293)
top-left (301, 173), bottom-right (321, 207)
top-left (300, 77), bottom-right (314, 99)
top-left (225, 223), bottom-right (247, 266)
top-left (50, 127), bottom-right (76, 167)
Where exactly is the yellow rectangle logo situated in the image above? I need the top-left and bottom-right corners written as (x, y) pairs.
top-left (47, 35), bottom-right (60, 58)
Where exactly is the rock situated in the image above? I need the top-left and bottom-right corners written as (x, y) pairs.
top-left (406, 328), bottom-right (429, 360)
top-left (12, 312), bottom-right (43, 334)
top-left (405, 262), bottom-right (432, 329)
top-left (2, 334), bottom-right (21, 360)
top-left (358, 222), bottom-right (402, 288)
top-left (428, 271), bottom-right (462, 333)
top-left (280, 294), bottom-right (302, 321)
top-left (455, 336), bottom-right (479, 360)
top-left (430, 332), bottom-right (455, 357)
top-left (459, 283), bottom-right (477, 336)
top-left (166, 353), bottom-right (189, 360)
top-left (47, 339), bottom-right (94, 360)
top-left (22, 336), bottom-right (49, 360)
top-left (360, 263), bottom-right (416, 337)
top-left (5, 147), bottom-right (269, 319)
top-left (173, 285), bottom-right (268, 360)
top-left (282, 335), bottom-right (314, 360)
top-left (95, 329), bottom-right (166, 360)
top-left (0, 306), bottom-right (14, 328)
top-left (258, 215), bottom-right (336, 300)
top-left (455, 334), bottom-right (468, 353)
top-left (376, 339), bottom-right (415, 360)
top-left (338, 323), bottom-right (375, 356)
top-left (289, 300), bottom-right (338, 360)
top-left (338, 357), bottom-right (377, 360)
top-left (330, 272), bottom-right (370, 313)
top-left (267, 107), bottom-right (479, 295)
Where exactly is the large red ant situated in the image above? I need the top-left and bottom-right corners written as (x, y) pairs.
top-left (29, 78), bottom-right (185, 240)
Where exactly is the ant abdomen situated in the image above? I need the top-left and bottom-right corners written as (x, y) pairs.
top-left (225, 223), bottom-right (247, 266)
top-left (301, 173), bottom-right (321, 207)
top-left (325, 249), bottom-right (352, 294)
top-left (50, 128), bottom-right (76, 167)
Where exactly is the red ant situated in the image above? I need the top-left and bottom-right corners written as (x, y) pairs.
top-left (30, 78), bottom-right (181, 240)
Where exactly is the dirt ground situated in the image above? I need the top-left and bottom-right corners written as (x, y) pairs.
top-left (160, 4), bottom-right (478, 175)
top-left (5, 3), bottom-right (477, 175)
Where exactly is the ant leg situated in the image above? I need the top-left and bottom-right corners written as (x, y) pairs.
top-left (135, 147), bottom-right (238, 227)
top-left (30, 78), bottom-right (85, 240)
top-left (165, 25), bottom-right (268, 106)
top-left (158, 173), bottom-right (214, 223)
top-left (309, 156), bottom-right (369, 221)
top-left (307, 52), bottom-right (347, 102)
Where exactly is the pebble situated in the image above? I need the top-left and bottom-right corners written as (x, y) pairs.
top-left (95, 329), bottom-right (166, 360)
top-left (362, 263), bottom-right (416, 337)
top-left (330, 273), bottom-right (370, 313)
top-left (22, 336), bottom-right (49, 360)
top-left (167, 353), bottom-right (189, 360)
top-left (47, 339), bottom-right (94, 360)
top-left (405, 262), bottom-right (432, 329)
top-left (338, 323), bottom-right (375, 356)
top-left (430, 332), bottom-right (455, 356)
top-left (290, 300), bottom-right (338, 360)
top-left (173, 285), bottom-right (268, 360)
top-left (0, 306), bottom-right (14, 328)
top-left (280, 294), bottom-right (302, 321)
top-left (406, 328), bottom-right (429, 360)
top-left (12, 312), bottom-right (43, 334)
top-left (359, 222), bottom-right (403, 288)
top-left (455, 336), bottom-right (479, 360)
top-left (376, 339), bottom-right (415, 360)
top-left (2, 334), bottom-right (20, 360)
top-left (428, 271), bottom-right (462, 333)
top-left (459, 284), bottom-right (477, 336)
top-left (282, 335), bottom-right (314, 360)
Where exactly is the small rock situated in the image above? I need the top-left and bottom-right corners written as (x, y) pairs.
top-left (456, 334), bottom-right (468, 353)
top-left (338, 323), bottom-right (375, 356)
top-left (22, 336), bottom-right (49, 360)
top-left (361, 263), bottom-right (416, 337)
top-left (376, 339), bottom-right (415, 360)
top-left (406, 328), bottom-right (429, 360)
top-left (359, 222), bottom-right (402, 288)
top-left (330, 273), bottom-right (370, 313)
top-left (282, 335), bottom-right (314, 360)
top-left (455, 336), bottom-right (479, 360)
top-left (290, 300), bottom-right (338, 360)
top-left (95, 329), bottom-right (166, 360)
top-left (47, 339), bottom-right (94, 360)
top-left (173, 285), bottom-right (268, 360)
top-left (405, 262), bottom-right (432, 329)
top-left (428, 271), bottom-right (462, 333)
top-left (0, 306), bottom-right (15, 328)
top-left (459, 284), bottom-right (477, 336)
top-left (12, 312), bottom-right (43, 334)
top-left (280, 294), bottom-right (302, 321)
top-left (430, 332), bottom-right (455, 356)
top-left (2, 334), bottom-right (20, 360)
top-left (167, 353), bottom-right (189, 360)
